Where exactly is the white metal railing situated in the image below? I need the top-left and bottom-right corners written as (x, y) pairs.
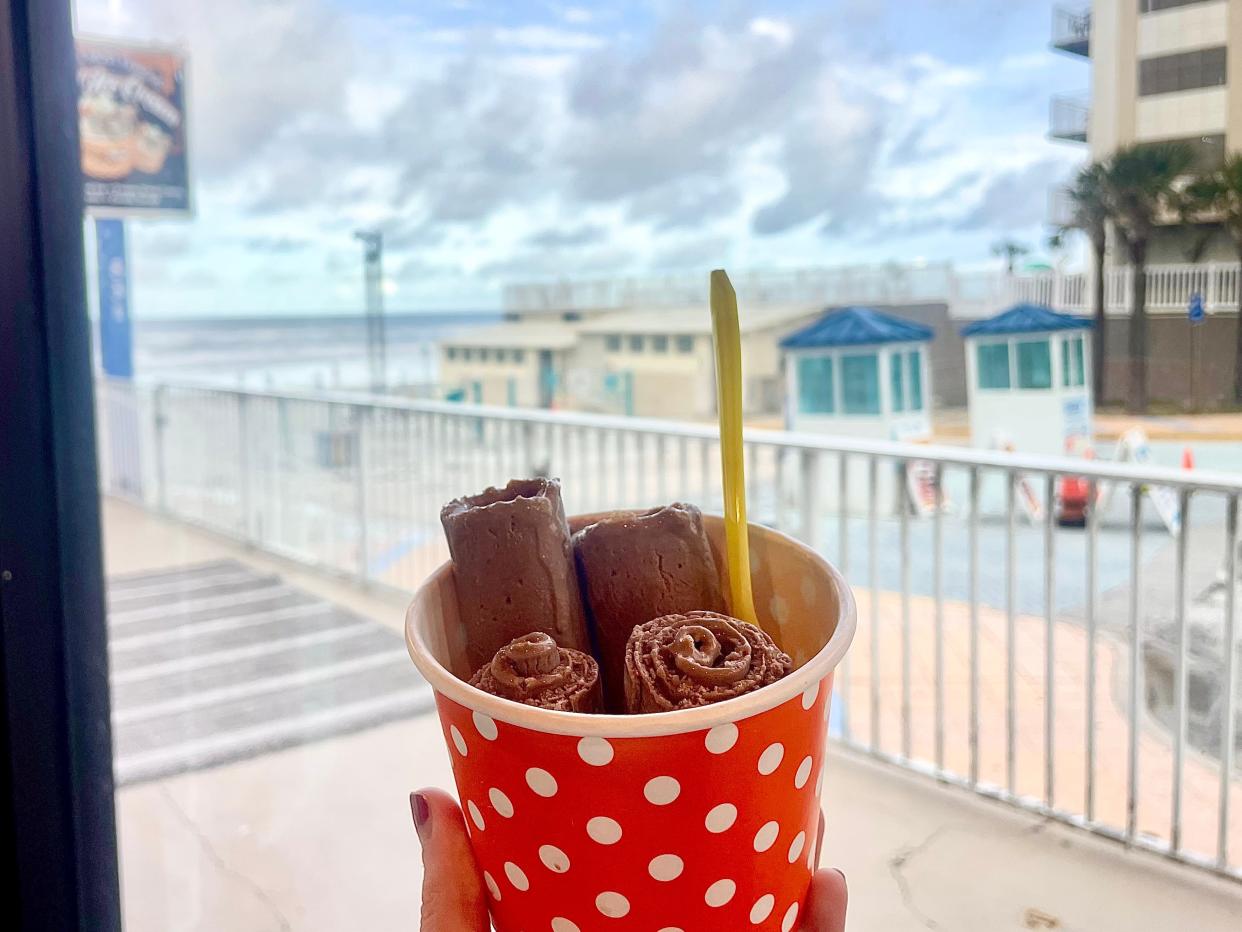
top-left (1012, 263), bottom-right (1242, 315)
top-left (96, 379), bottom-right (1242, 881)
top-left (1050, 93), bottom-right (1090, 141)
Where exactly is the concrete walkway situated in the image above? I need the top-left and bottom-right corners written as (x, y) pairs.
top-left (104, 500), bottom-right (1242, 929)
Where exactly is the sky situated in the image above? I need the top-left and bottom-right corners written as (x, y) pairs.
top-left (74, 0), bottom-right (1089, 317)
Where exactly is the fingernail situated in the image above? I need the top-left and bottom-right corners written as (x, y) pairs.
top-left (410, 792), bottom-right (431, 841)
top-left (831, 867), bottom-right (847, 888)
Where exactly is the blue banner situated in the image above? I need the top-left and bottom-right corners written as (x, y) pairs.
top-left (1188, 291), bottom-right (1205, 324)
top-left (96, 217), bottom-right (134, 378)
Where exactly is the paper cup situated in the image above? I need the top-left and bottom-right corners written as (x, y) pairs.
top-left (406, 514), bottom-right (856, 931)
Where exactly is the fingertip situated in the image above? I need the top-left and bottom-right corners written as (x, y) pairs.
top-left (803, 867), bottom-right (848, 931)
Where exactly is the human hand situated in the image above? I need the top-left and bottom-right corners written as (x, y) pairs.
top-left (411, 788), bottom-right (847, 931)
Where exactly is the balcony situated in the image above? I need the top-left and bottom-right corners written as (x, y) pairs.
top-left (1048, 184), bottom-right (1076, 228)
top-left (1050, 93), bottom-right (1090, 143)
top-left (1052, 5), bottom-right (1091, 57)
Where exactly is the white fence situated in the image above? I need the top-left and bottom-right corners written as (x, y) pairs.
top-left (96, 379), bottom-right (1242, 882)
top-left (1011, 263), bottom-right (1242, 315)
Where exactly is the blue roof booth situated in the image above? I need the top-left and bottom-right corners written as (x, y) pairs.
top-left (961, 303), bottom-right (1093, 456)
top-left (781, 306), bottom-right (934, 440)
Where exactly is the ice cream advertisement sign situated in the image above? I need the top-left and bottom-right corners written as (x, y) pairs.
top-left (76, 38), bottom-right (190, 215)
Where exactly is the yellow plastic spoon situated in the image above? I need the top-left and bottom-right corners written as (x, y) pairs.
top-left (709, 269), bottom-right (758, 624)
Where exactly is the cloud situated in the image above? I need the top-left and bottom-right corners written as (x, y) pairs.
top-left (240, 235), bottom-right (313, 253)
top-left (954, 158), bottom-right (1070, 232)
top-left (526, 224), bottom-right (608, 247)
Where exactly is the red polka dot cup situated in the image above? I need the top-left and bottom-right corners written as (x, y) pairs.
top-left (406, 514), bottom-right (856, 931)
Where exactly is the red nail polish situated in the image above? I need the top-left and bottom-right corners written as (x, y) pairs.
top-left (410, 792), bottom-right (431, 837)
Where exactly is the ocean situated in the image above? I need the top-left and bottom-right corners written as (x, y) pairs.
top-left (108, 311), bottom-right (499, 391)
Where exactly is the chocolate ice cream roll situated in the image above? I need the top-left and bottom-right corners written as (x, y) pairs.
top-left (470, 632), bottom-right (603, 713)
top-left (573, 503), bottom-right (727, 710)
top-left (441, 478), bottom-right (592, 675)
top-left (624, 610), bottom-right (792, 713)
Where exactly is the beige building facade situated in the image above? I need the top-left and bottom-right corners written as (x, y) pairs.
top-left (1055, 0), bottom-right (1242, 261)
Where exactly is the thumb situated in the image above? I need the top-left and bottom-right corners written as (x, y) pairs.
top-left (411, 789), bottom-right (490, 931)
top-left (801, 868), bottom-right (848, 931)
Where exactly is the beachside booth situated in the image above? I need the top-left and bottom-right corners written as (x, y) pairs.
top-left (962, 303), bottom-right (1093, 456)
top-left (781, 306), bottom-right (934, 440)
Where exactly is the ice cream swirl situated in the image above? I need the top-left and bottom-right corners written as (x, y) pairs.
top-left (624, 611), bottom-right (792, 713)
top-left (470, 632), bottom-right (602, 713)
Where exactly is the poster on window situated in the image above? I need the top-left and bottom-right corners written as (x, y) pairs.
top-left (76, 37), bottom-right (191, 216)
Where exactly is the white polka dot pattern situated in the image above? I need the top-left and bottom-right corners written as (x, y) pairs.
top-left (503, 861), bottom-right (529, 891)
top-left (586, 816), bottom-right (622, 845)
top-left (551, 919), bottom-right (580, 932)
top-left (483, 871), bottom-right (500, 901)
top-left (648, 853), bottom-right (684, 881)
top-left (705, 878), bottom-right (736, 907)
top-left (750, 893), bottom-right (776, 923)
top-left (467, 800), bottom-right (485, 832)
top-left (794, 756), bottom-right (813, 789)
top-left (577, 737), bottom-right (613, 766)
top-left (643, 776), bottom-right (680, 806)
top-left (472, 711), bottom-right (498, 740)
top-left (782, 901), bottom-right (800, 932)
top-left (801, 682), bottom-right (820, 710)
top-left (758, 742), bottom-right (785, 775)
top-left (539, 844), bottom-right (570, 873)
top-left (753, 820), bottom-right (780, 852)
top-left (704, 722), bottom-right (738, 754)
top-left (525, 767), bottom-right (557, 797)
top-left (787, 831), bottom-right (806, 863)
top-left (705, 803), bottom-right (738, 833)
top-left (449, 725), bottom-right (467, 757)
top-left (595, 891), bottom-right (630, 918)
top-left (488, 787), bottom-right (514, 818)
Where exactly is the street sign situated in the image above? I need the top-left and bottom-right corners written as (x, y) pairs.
top-left (1188, 291), bottom-right (1205, 324)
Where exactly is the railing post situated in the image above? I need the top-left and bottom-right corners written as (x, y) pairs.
top-left (354, 404), bottom-right (370, 585)
top-left (1207, 261), bottom-right (1220, 312)
top-left (153, 383), bottom-right (168, 513)
top-left (236, 392), bottom-right (252, 542)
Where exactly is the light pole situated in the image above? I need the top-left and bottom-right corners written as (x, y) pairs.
top-left (354, 229), bottom-right (387, 394)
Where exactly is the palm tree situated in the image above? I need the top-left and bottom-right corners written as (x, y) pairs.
top-left (1053, 163), bottom-right (1110, 401)
top-left (991, 239), bottom-right (1030, 275)
top-left (1098, 141), bottom-right (1196, 412)
top-left (1183, 153), bottom-right (1242, 404)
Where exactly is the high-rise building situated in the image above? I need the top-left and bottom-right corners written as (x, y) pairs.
top-left (1051, 0), bottom-right (1240, 261)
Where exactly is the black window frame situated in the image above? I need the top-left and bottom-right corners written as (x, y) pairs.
top-left (1140, 0), bottom-right (1215, 13)
top-left (0, 0), bottom-right (122, 927)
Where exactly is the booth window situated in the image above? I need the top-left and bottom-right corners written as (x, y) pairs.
top-left (842, 353), bottom-right (881, 414)
top-left (652, 335), bottom-right (669, 353)
top-left (890, 351), bottom-right (905, 413)
top-left (1017, 339), bottom-right (1052, 389)
top-left (797, 356), bottom-right (835, 414)
top-left (605, 335), bottom-right (621, 352)
top-left (676, 335), bottom-right (694, 353)
top-left (908, 350), bottom-right (923, 410)
top-left (514, 349), bottom-right (526, 364)
top-left (446, 347), bottom-right (458, 361)
top-left (977, 343), bottom-right (1011, 389)
top-left (1062, 335), bottom-right (1085, 388)
top-left (629, 335), bottom-right (644, 352)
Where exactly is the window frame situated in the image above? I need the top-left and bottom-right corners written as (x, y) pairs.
top-left (1016, 338), bottom-right (1053, 390)
top-left (0, 1), bottom-right (123, 924)
top-left (795, 354), bottom-right (836, 415)
top-left (975, 340), bottom-right (1013, 390)
top-left (840, 352), bottom-right (882, 415)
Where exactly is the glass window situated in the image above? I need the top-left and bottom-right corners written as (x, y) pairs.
top-left (653, 335), bottom-right (669, 353)
top-left (1141, 0), bottom-right (1214, 13)
top-left (796, 356), bottom-right (835, 414)
top-left (628, 335), bottom-right (643, 352)
top-left (514, 349), bottom-right (526, 364)
top-left (1139, 46), bottom-right (1226, 97)
top-left (479, 348), bottom-right (490, 362)
top-left (977, 343), bottom-right (1011, 389)
top-left (841, 353), bottom-right (881, 414)
top-left (1061, 338), bottom-right (1070, 388)
top-left (446, 347), bottom-right (457, 361)
top-left (908, 350), bottom-right (923, 410)
top-left (1072, 336), bottom-right (1085, 387)
top-left (495, 349), bottom-right (507, 363)
top-left (889, 351), bottom-right (905, 413)
top-left (605, 335), bottom-right (621, 352)
top-left (676, 335), bottom-right (694, 353)
top-left (463, 347), bottom-right (474, 362)
top-left (1017, 339), bottom-right (1052, 389)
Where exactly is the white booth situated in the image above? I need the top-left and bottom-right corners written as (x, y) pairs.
top-left (962, 303), bottom-right (1093, 456)
top-left (782, 306), bottom-right (934, 440)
